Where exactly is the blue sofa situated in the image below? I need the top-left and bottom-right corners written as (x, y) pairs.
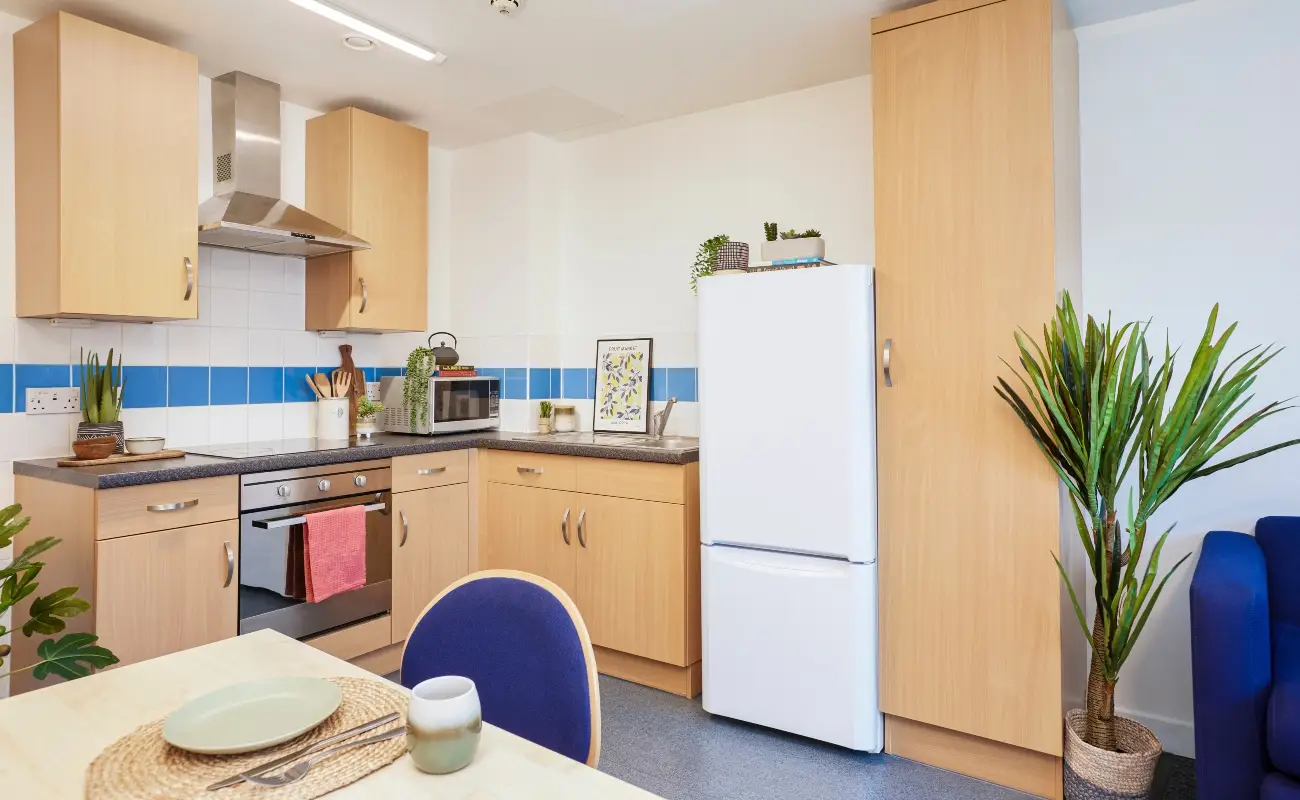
top-left (1191, 518), bottom-right (1300, 799)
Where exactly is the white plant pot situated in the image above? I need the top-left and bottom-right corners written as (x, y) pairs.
top-left (356, 418), bottom-right (378, 438)
top-left (761, 237), bottom-right (826, 263)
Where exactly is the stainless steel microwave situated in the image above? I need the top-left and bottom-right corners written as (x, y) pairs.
top-left (378, 375), bottom-right (500, 435)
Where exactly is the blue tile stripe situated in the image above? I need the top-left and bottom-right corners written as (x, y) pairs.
top-left (0, 364), bottom-right (699, 412)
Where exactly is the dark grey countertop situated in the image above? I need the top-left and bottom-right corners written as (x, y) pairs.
top-left (14, 431), bottom-right (700, 489)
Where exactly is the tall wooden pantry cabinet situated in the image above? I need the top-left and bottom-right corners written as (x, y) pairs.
top-left (871, 0), bottom-right (1081, 797)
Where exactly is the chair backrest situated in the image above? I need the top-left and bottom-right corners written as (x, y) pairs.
top-left (1257, 516), bottom-right (1300, 682)
top-left (400, 570), bottom-right (601, 767)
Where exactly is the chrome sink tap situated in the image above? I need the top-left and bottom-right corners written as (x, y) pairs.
top-left (652, 397), bottom-right (677, 440)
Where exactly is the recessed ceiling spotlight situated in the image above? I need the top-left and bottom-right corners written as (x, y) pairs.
top-left (343, 34), bottom-right (375, 51)
top-left (285, 0), bottom-right (447, 63)
top-left (490, 0), bottom-right (524, 17)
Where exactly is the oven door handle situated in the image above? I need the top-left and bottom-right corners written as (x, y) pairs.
top-left (251, 502), bottom-right (387, 530)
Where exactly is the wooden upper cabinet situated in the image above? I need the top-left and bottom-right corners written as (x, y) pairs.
top-left (305, 108), bottom-right (429, 332)
top-left (15, 13), bottom-right (199, 321)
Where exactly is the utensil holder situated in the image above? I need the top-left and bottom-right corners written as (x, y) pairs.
top-left (316, 398), bottom-right (350, 440)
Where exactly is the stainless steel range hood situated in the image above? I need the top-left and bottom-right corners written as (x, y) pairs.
top-left (198, 72), bottom-right (369, 258)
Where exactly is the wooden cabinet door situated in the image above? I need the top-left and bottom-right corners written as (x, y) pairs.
top-left (873, 0), bottom-right (1062, 754)
top-left (481, 483), bottom-right (576, 599)
top-left (391, 484), bottom-right (470, 644)
top-left (56, 13), bottom-right (198, 320)
top-left (574, 494), bottom-right (687, 665)
top-left (95, 520), bottom-right (238, 668)
top-left (348, 109), bottom-right (428, 332)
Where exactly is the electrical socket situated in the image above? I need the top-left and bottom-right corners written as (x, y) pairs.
top-left (365, 382), bottom-right (380, 401)
top-left (27, 387), bottom-right (80, 415)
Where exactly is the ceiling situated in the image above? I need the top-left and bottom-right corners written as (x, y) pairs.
top-left (0, 0), bottom-right (1197, 149)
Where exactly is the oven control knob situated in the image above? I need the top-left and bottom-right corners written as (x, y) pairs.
top-left (354, 475), bottom-right (368, 488)
top-left (318, 479), bottom-right (331, 492)
top-left (276, 485), bottom-right (291, 498)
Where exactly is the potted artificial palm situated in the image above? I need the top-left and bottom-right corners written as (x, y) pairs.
top-left (997, 293), bottom-right (1299, 799)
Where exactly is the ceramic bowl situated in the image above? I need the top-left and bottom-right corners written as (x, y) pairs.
top-left (72, 436), bottom-right (116, 461)
top-left (125, 437), bottom-right (165, 455)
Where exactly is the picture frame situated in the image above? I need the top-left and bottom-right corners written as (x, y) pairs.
top-left (593, 338), bottom-right (653, 434)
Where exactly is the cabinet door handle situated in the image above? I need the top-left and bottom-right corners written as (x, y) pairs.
top-left (358, 278), bottom-right (368, 314)
top-left (883, 338), bottom-right (893, 388)
top-left (517, 466), bottom-right (543, 475)
top-left (184, 257), bottom-right (194, 301)
top-left (577, 510), bottom-right (587, 548)
top-left (223, 541), bottom-right (234, 588)
top-left (416, 467), bottom-right (446, 476)
top-left (148, 499), bottom-right (198, 512)
top-left (561, 508), bottom-right (571, 545)
top-left (398, 510), bottom-right (409, 547)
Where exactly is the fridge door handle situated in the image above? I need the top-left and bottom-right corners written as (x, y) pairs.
top-left (883, 338), bottom-right (893, 387)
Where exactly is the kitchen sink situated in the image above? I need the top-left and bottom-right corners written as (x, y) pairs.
top-left (509, 432), bottom-right (698, 450)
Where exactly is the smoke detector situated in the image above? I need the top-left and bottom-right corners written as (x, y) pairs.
top-left (490, 0), bottom-right (523, 16)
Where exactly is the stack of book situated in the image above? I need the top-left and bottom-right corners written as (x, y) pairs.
top-left (435, 365), bottom-right (477, 377)
top-left (748, 258), bottom-right (838, 272)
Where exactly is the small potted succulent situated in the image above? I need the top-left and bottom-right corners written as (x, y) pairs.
top-left (356, 396), bottom-right (384, 438)
top-left (538, 400), bottom-right (554, 435)
top-left (761, 223), bottom-right (825, 264)
top-left (77, 348), bottom-right (125, 453)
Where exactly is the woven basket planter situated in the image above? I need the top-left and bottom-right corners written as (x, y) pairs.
top-left (77, 421), bottom-right (124, 454)
top-left (713, 241), bottom-right (750, 274)
top-left (1063, 709), bottom-right (1161, 800)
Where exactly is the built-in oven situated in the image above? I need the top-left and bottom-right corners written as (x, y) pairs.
top-left (238, 459), bottom-right (392, 640)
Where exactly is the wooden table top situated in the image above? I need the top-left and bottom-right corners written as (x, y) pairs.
top-left (0, 629), bottom-right (658, 799)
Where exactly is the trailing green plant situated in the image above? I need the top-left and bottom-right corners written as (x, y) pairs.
top-left (80, 348), bottom-right (124, 424)
top-left (539, 400), bottom-right (553, 419)
top-left (778, 228), bottom-right (822, 240)
top-left (996, 291), bottom-right (1300, 751)
top-left (404, 347), bottom-right (437, 429)
top-left (0, 503), bottom-right (118, 683)
top-left (357, 396), bottom-right (384, 420)
top-left (690, 234), bottom-right (730, 295)
top-left (763, 222), bottom-right (779, 242)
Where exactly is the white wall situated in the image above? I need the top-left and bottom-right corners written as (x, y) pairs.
top-left (1079, 0), bottom-right (1300, 756)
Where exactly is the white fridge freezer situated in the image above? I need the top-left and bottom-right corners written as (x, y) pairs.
top-left (698, 264), bottom-right (882, 752)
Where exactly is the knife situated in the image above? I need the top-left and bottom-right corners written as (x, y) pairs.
top-left (206, 711), bottom-right (401, 791)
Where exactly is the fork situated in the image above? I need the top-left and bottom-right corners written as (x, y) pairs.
top-left (242, 727), bottom-right (406, 787)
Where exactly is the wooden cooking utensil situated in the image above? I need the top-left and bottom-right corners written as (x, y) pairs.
top-left (305, 374), bottom-right (324, 400)
top-left (313, 373), bottom-right (333, 398)
top-left (331, 370), bottom-right (352, 399)
top-left (339, 344), bottom-right (361, 436)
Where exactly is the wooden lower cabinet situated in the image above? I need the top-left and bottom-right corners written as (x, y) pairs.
top-left (574, 494), bottom-right (687, 665)
top-left (391, 483), bottom-right (470, 643)
top-left (481, 482), bottom-right (578, 599)
top-left (95, 520), bottom-right (239, 669)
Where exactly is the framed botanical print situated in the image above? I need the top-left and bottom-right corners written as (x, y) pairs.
top-left (593, 338), bottom-right (653, 434)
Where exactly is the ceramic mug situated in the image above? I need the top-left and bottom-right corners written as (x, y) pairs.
top-left (407, 676), bottom-right (482, 774)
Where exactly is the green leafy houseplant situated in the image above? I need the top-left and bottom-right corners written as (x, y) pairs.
top-left (539, 400), bottom-right (553, 419)
top-left (778, 228), bottom-right (821, 240)
top-left (763, 222), bottom-right (779, 242)
top-left (997, 292), bottom-right (1299, 752)
top-left (80, 347), bottom-right (124, 424)
top-left (356, 396), bottom-right (384, 420)
top-left (0, 504), bottom-right (117, 683)
top-left (690, 234), bottom-right (730, 294)
top-left (404, 347), bottom-right (437, 429)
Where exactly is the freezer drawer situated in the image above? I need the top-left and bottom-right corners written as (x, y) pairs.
top-left (702, 545), bottom-right (882, 752)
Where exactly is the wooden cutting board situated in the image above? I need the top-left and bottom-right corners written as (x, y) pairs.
top-left (58, 450), bottom-right (186, 467)
top-left (340, 344), bottom-right (362, 435)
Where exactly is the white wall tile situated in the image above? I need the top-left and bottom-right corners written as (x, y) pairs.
top-left (70, 323), bottom-right (123, 365)
top-left (249, 291), bottom-right (304, 331)
top-left (166, 407), bottom-right (210, 446)
top-left (248, 330), bottom-right (284, 367)
top-left (209, 288), bottom-right (250, 328)
top-left (282, 402), bottom-right (314, 438)
top-left (498, 400), bottom-right (534, 433)
top-left (284, 331), bottom-right (318, 366)
top-left (345, 335), bottom-right (382, 369)
top-left (197, 245), bottom-right (214, 287)
top-left (248, 253), bottom-right (285, 292)
top-left (0, 319), bottom-right (15, 363)
top-left (209, 405), bottom-right (249, 444)
top-left (16, 319), bottom-right (71, 364)
top-left (119, 407), bottom-right (168, 439)
top-left (122, 324), bottom-right (169, 366)
top-left (284, 258), bottom-right (306, 294)
top-left (210, 248), bottom-right (250, 289)
top-left (649, 400), bottom-right (698, 437)
top-left (166, 290), bottom-right (212, 327)
top-left (210, 327), bottom-right (250, 366)
top-left (168, 326), bottom-right (210, 366)
top-left (0, 462), bottom-right (14, 510)
top-left (10, 413), bottom-right (72, 459)
top-left (247, 405), bottom-right (283, 441)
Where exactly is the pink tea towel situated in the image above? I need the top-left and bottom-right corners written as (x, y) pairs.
top-left (304, 505), bottom-right (367, 603)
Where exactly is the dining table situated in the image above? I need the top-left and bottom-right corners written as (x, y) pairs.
top-left (0, 628), bottom-right (660, 798)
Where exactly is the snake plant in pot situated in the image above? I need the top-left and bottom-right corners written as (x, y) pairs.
top-left (996, 293), bottom-right (1300, 799)
top-left (77, 348), bottom-right (125, 453)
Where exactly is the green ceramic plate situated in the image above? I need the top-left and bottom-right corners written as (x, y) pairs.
top-left (162, 677), bottom-right (342, 755)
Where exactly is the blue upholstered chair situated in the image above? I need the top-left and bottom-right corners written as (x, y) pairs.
top-left (400, 569), bottom-right (602, 767)
top-left (1191, 518), bottom-right (1300, 799)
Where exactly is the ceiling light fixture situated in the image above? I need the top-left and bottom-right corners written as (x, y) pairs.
top-left (342, 35), bottom-right (375, 51)
top-left (284, 0), bottom-right (446, 63)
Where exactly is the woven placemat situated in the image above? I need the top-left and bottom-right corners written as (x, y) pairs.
top-left (86, 677), bottom-right (408, 800)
